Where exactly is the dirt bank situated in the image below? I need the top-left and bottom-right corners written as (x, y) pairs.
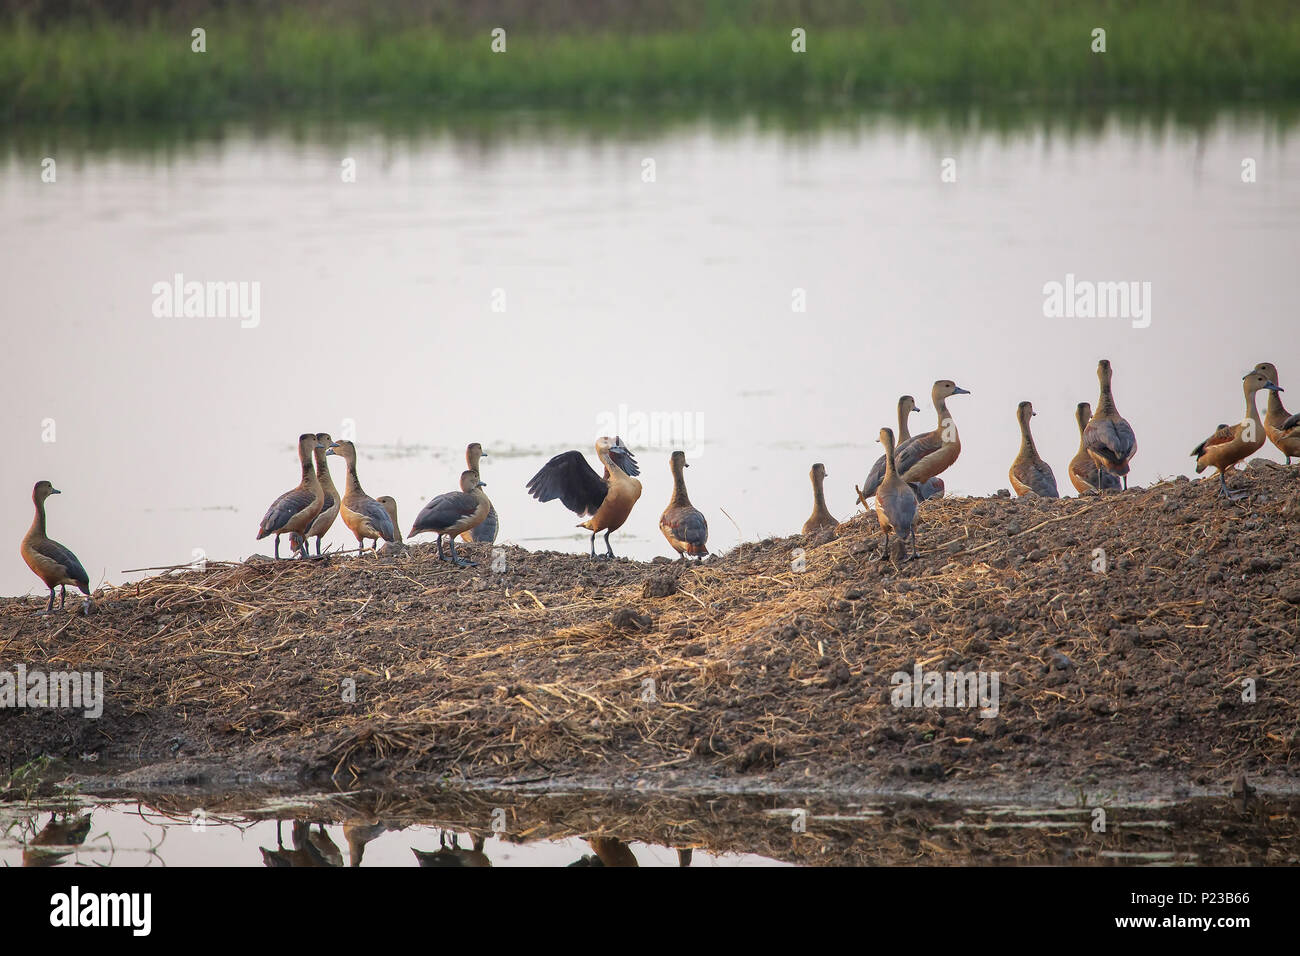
top-left (3, 462), bottom-right (1299, 799)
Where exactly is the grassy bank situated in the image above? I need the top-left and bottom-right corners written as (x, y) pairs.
top-left (3, 1), bottom-right (1300, 121)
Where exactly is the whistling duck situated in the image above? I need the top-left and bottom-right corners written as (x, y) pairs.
top-left (459, 442), bottom-right (499, 544)
top-left (861, 395), bottom-right (920, 499)
top-left (1068, 402), bottom-right (1121, 495)
top-left (875, 428), bottom-right (918, 560)
top-left (526, 436), bottom-right (642, 560)
top-left (894, 380), bottom-right (970, 486)
top-left (326, 440), bottom-right (397, 553)
top-left (802, 463), bottom-right (839, 535)
top-left (408, 470), bottom-right (491, 567)
top-left (295, 431), bottom-right (340, 556)
top-left (259, 821), bottom-right (337, 868)
top-left (343, 822), bottom-right (389, 867)
top-left (413, 832), bottom-right (492, 868)
top-left (659, 450), bottom-right (709, 560)
top-left (1253, 363), bottom-right (1300, 463)
top-left (257, 433), bottom-right (325, 559)
top-left (21, 481), bottom-right (91, 614)
top-left (1083, 359), bottom-right (1137, 491)
top-left (1009, 401), bottom-right (1060, 498)
top-left (376, 496), bottom-right (402, 548)
top-left (1191, 370), bottom-right (1281, 499)
top-left (23, 813), bottom-right (92, 868)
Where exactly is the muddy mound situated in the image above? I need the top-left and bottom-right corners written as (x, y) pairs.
top-left (3, 462), bottom-right (1298, 796)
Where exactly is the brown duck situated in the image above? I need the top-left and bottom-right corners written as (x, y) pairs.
top-left (327, 440), bottom-right (397, 552)
top-left (460, 442), bottom-right (499, 544)
top-left (526, 436), bottom-right (642, 560)
top-left (257, 433), bottom-right (325, 559)
top-left (1083, 359), bottom-right (1137, 490)
top-left (1008, 401), bottom-right (1060, 498)
top-left (875, 427), bottom-right (918, 560)
top-left (20, 481), bottom-right (91, 614)
top-left (1253, 362), bottom-right (1300, 463)
top-left (1068, 402), bottom-right (1121, 494)
top-left (408, 471), bottom-right (491, 567)
top-left (1192, 370), bottom-right (1280, 499)
top-left (894, 380), bottom-right (970, 488)
top-left (802, 463), bottom-right (838, 535)
top-left (296, 431), bottom-right (340, 556)
top-left (659, 450), bottom-right (709, 560)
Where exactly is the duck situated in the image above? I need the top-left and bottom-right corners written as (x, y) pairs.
top-left (412, 832), bottom-right (492, 868)
top-left (1191, 370), bottom-right (1281, 499)
top-left (875, 428), bottom-right (918, 560)
top-left (861, 396), bottom-right (920, 500)
top-left (376, 496), bottom-right (402, 548)
top-left (256, 433), bottom-right (325, 559)
top-left (1068, 402), bottom-right (1121, 495)
top-left (408, 471), bottom-right (491, 567)
top-left (894, 380), bottom-right (971, 487)
top-left (21, 481), bottom-right (91, 614)
top-left (526, 436), bottom-right (642, 560)
top-left (1253, 363), bottom-right (1300, 463)
top-left (295, 431), bottom-right (340, 557)
top-left (459, 442), bottom-right (499, 545)
top-left (1008, 401), bottom-right (1060, 498)
top-left (1083, 359), bottom-right (1138, 490)
top-left (659, 450), bottom-right (709, 561)
top-left (326, 440), bottom-right (397, 553)
top-left (802, 463), bottom-right (838, 535)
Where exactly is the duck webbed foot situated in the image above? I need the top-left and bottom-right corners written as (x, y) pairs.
top-left (1218, 472), bottom-right (1249, 501)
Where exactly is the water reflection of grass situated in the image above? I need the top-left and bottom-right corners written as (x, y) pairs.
top-left (3, 2), bottom-right (1300, 122)
top-left (2, 100), bottom-right (1297, 161)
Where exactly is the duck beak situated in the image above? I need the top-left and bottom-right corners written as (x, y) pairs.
top-left (50, 488), bottom-right (61, 495)
top-left (952, 386), bottom-right (970, 395)
top-left (1266, 382), bottom-right (1283, 392)
top-left (478, 481), bottom-right (487, 488)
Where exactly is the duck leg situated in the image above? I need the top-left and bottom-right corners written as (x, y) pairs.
top-left (435, 534), bottom-right (447, 562)
top-left (314, 536), bottom-right (322, 557)
top-left (448, 536), bottom-right (476, 568)
top-left (907, 526), bottom-right (919, 560)
top-left (589, 531), bottom-right (598, 560)
top-left (1218, 471), bottom-right (1249, 501)
top-left (879, 531), bottom-right (891, 561)
top-left (45, 588), bottom-right (55, 614)
top-left (604, 529), bottom-right (615, 560)
top-left (274, 534), bottom-right (281, 559)
top-left (1122, 475), bottom-right (1128, 491)
top-left (59, 585), bottom-right (66, 609)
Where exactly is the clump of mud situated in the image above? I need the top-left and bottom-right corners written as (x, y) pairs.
top-left (3, 462), bottom-right (1298, 794)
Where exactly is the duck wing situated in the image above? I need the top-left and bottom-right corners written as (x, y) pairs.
top-left (1192, 423), bottom-right (1235, 459)
top-left (411, 491), bottom-right (479, 534)
top-left (895, 431), bottom-right (944, 480)
top-left (355, 497), bottom-right (397, 541)
top-left (1086, 417), bottom-right (1137, 464)
top-left (526, 451), bottom-right (608, 517)
top-left (608, 445), bottom-right (640, 477)
top-left (33, 539), bottom-right (89, 589)
top-left (258, 487), bottom-right (314, 536)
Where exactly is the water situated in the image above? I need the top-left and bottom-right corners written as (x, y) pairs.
top-left (5, 107), bottom-right (1299, 597)
top-left (3, 786), bottom-right (1294, 866)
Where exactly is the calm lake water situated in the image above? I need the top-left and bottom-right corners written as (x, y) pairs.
top-left (4, 786), bottom-right (1293, 866)
top-left (4, 107), bottom-right (1299, 597)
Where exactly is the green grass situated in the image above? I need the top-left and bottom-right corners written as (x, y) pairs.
top-left (3, 2), bottom-right (1300, 121)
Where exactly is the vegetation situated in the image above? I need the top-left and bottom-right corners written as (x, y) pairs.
top-left (3, 1), bottom-right (1300, 121)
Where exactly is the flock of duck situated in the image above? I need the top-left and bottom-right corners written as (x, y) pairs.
top-left (19, 360), bottom-right (1300, 612)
